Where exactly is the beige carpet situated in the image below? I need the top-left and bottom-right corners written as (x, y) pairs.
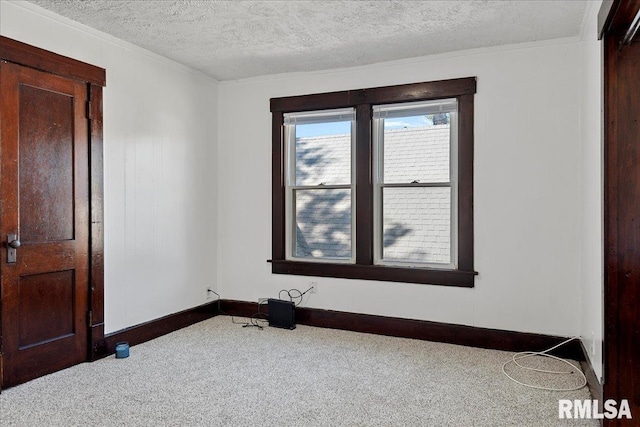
top-left (0, 316), bottom-right (596, 426)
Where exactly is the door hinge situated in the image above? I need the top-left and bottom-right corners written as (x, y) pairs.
top-left (88, 310), bottom-right (93, 326)
top-left (86, 100), bottom-right (92, 119)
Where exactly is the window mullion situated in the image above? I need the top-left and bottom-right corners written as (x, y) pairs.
top-left (355, 104), bottom-right (373, 265)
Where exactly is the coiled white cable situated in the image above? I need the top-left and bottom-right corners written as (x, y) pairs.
top-left (501, 336), bottom-right (587, 391)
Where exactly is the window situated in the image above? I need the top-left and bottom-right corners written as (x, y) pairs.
top-left (284, 108), bottom-right (355, 262)
top-left (270, 77), bottom-right (476, 287)
top-left (373, 99), bottom-right (458, 268)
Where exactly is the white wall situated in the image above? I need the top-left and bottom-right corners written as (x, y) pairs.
top-left (579, 1), bottom-right (604, 381)
top-left (0, 1), bottom-right (219, 333)
top-left (218, 39), bottom-right (583, 337)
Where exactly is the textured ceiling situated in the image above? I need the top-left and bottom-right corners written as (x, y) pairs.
top-left (29, 1), bottom-right (590, 81)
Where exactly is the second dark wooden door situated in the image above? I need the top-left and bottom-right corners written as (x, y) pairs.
top-left (0, 60), bottom-right (90, 387)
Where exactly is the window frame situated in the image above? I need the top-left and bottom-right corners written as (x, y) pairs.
top-left (270, 77), bottom-right (477, 287)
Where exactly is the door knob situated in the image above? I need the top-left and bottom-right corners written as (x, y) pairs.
top-left (7, 234), bottom-right (19, 263)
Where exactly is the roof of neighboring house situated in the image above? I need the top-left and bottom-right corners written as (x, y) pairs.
top-left (294, 125), bottom-right (451, 264)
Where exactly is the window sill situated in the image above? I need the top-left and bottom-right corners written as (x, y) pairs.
top-left (269, 260), bottom-right (476, 287)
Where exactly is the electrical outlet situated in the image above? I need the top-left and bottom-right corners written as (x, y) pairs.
top-left (206, 288), bottom-right (213, 300)
top-left (258, 297), bottom-right (269, 304)
top-left (310, 281), bottom-right (318, 294)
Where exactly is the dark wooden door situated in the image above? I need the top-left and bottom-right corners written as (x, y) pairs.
top-left (0, 61), bottom-right (89, 387)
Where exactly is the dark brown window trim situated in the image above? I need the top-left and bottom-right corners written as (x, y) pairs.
top-left (270, 77), bottom-right (477, 287)
top-left (270, 77), bottom-right (477, 113)
top-left (269, 260), bottom-right (475, 287)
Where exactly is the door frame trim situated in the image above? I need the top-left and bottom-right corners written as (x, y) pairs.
top-left (0, 36), bottom-right (106, 374)
top-left (600, 1), bottom-right (640, 425)
top-left (0, 36), bottom-right (105, 86)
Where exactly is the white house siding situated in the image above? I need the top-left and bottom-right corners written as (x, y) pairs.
top-left (382, 186), bottom-right (451, 263)
top-left (295, 134), bottom-right (351, 186)
top-left (384, 125), bottom-right (450, 183)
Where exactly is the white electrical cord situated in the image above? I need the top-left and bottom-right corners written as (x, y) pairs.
top-left (501, 337), bottom-right (587, 391)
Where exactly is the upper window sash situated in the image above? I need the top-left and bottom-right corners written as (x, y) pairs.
top-left (372, 99), bottom-right (457, 186)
